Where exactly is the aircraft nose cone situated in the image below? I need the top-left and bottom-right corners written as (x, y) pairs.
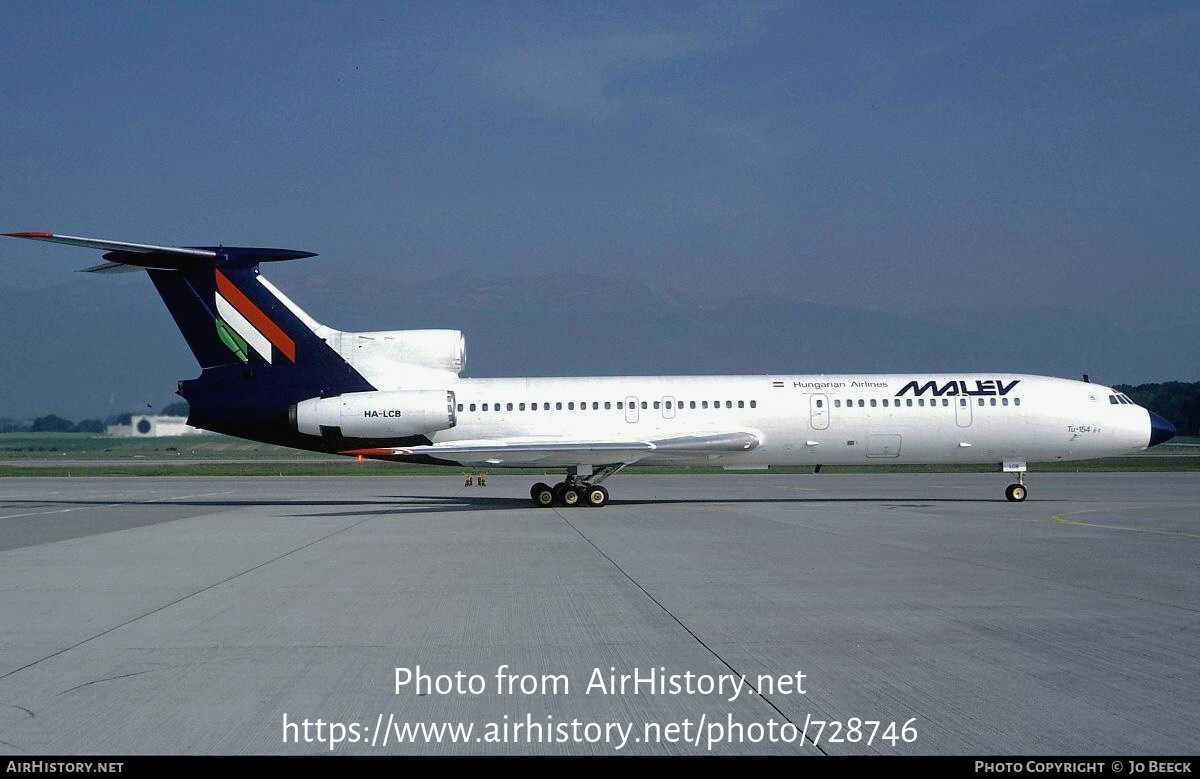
top-left (1148, 411), bottom-right (1176, 448)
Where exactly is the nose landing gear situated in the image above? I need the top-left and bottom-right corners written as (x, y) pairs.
top-left (1004, 470), bottom-right (1028, 502)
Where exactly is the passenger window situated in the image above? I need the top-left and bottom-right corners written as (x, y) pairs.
top-left (653, 401), bottom-right (660, 409)
top-left (556, 402), bottom-right (562, 410)
top-left (702, 401), bottom-right (709, 409)
top-left (568, 402), bottom-right (574, 410)
top-left (592, 402), bottom-right (599, 410)
top-left (738, 400), bottom-right (745, 408)
top-left (870, 399), bottom-right (877, 408)
top-left (469, 403), bottom-right (476, 412)
top-left (834, 400), bottom-right (841, 408)
top-left (1014, 398), bottom-right (1021, 406)
top-left (519, 403), bottom-right (526, 411)
top-left (883, 399), bottom-right (889, 407)
top-left (665, 401), bottom-right (672, 410)
top-left (1002, 398), bottom-right (1009, 406)
top-left (918, 399), bottom-right (925, 407)
top-left (750, 400), bottom-right (756, 409)
top-left (959, 398), bottom-right (966, 406)
top-left (990, 398), bottom-right (996, 406)
top-left (617, 402), bottom-right (623, 410)
top-left (507, 403), bottom-right (513, 411)
top-left (942, 399), bottom-right (949, 406)
top-left (906, 399), bottom-right (913, 407)
top-left (977, 399), bottom-right (984, 406)
top-left (816, 399), bottom-right (824, 408)
top-left (482, 403), bottom-right (489, 411)
top-left (604, 401), bottom-right (611, 410)
top-left (690, 401), bottom-right (697, 409)
top-left (858, 400), bottom-right (865, 408)
top-left (642, 401), bottom-right (648, 409)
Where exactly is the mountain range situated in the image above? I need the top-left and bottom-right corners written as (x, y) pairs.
top-left (1, 270), bottom-right (1195, 420)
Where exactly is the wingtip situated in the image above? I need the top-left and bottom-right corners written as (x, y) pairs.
top-left (3, 231), bottom-right (54, 238)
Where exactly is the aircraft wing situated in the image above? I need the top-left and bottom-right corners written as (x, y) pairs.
top-left (341, 431), bottom-right (760, 466)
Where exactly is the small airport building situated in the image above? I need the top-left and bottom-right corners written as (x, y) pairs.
top-left (106, 415), bottom-right (205, 438)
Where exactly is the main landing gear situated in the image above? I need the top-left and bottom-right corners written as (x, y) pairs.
top-left (530, 465), bottom-right (623, 508)
top-left (1004, 471), bottom-right (1028, 502)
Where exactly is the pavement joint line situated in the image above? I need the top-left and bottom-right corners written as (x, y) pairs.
top-left (0, 490), bottom-right (233, 521)
top-left (0, 509), bottom-right (379, 683)
top-left (554, 508), bottom-right (831, 755)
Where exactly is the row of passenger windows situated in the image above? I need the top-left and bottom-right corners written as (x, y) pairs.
top-left (821, 397), bottom-right (1023, 408)
top-left (456, 399), bottom-right (759, 413)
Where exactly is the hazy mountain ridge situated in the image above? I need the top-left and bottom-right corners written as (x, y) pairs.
top-left (1, 270), bottom-right (1195, 419)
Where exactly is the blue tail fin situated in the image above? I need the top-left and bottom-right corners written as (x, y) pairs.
top-left (4, 232), bottom-right (376, 444)
top-left (145, 261), bottom-right (375, 437)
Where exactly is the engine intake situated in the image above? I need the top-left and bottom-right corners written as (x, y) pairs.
top-left (293, 389), bottom-right (456, 438)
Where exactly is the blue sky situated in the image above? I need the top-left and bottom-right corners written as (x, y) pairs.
top-left (1, 1), bottom-right (1197, 320)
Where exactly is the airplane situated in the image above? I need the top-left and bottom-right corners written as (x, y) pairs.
top-left (3, 231), bottom-right (1177, 507)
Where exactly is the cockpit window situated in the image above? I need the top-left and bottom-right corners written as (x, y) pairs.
top-left (1110, 396), bottom-right (1119, 405)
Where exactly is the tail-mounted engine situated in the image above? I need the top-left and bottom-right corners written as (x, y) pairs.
top-left (293, 389), bottom-right (456, 438)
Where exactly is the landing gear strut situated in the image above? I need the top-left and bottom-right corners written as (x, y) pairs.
top-left (1004, 471), bottom-right (1027, 502)
top-left (530, 465), bottom-right (622, 508)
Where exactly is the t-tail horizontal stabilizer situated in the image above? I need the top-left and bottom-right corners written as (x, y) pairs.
top-left (2, 231), bottom-right (315, 271)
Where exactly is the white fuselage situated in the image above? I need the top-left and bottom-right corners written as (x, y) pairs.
top-left (431, 373), bottom-right (1152, 468)
top-left (5, 232), bottom-right (1165, 494)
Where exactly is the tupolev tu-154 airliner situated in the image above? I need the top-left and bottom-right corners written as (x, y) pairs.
top-left (4, 231), bottom-right (1176, 507)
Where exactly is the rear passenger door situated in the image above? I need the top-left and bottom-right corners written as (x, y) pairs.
top-left (625, 395), bottom-right (639, 423)
top-left (810, 394), bottom-right (829, 430)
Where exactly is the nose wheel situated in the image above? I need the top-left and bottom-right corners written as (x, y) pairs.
top-left (1004, 471), bottom-right (1028, 502)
